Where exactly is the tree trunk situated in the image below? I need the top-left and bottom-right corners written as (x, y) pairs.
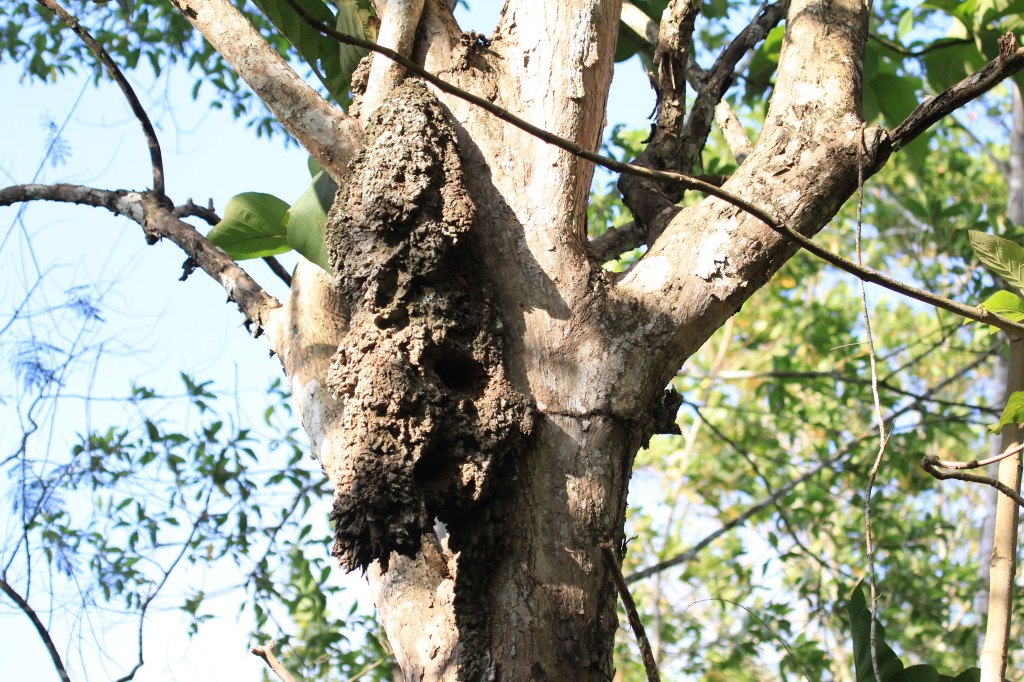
top-left (270, 0), bottom-right (877, 678)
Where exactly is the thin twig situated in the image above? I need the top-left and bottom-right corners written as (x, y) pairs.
top-left (680, 368), bottom-right (998, 414)
top-left (262, 256), bottom-right (293, 286)
top-left (926, 441), bottom-right (1024, 470)
top-left (855, 145), bottom-right (890, 682)
top-left (282, 1), bottom-right (1024, 336)
top-left (681, 598), bottom-right (814, 682)
top-left (251, 640), bottom-right (301, 682)
top-left (341, 656), bottom-right (391, 682)
top-left (602, 543), bottom-right (660, 682)
top-left (114, 507), bottom-right (208, 682)
top-left (627, 346), bottom-right (996, 583)
top-left (36, 0), bottom-right (165, 198)
top-left (922, 458), bottom-right (1024, 508)
top-left (0, 577), bottom-right (72, 681)
top-left (869, 32), bottom-right (973, 58)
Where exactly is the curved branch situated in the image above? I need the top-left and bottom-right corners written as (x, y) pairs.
top-left (0, 577), bottom-right (71, 682)
top-left (922, 457), bottom-right (1024, 508)
top-left (680, 0), bottom-right (789, 171)
top-left (0, 184), bottom-right (282, 341)
top-left (37, 0), bottom-right (165, 197)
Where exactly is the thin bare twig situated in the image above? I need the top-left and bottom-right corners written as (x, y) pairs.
top-left (682, 598), bottom-right (814, 682)
top-left (114, 507), bottom-right (208, 682)
top-left (341, 656), bottom-right (391, 682)
top-left (628, 348), bottom-right (995, 584)
top-left (251, 640), bottom-right (301, 682)
top-left (855, 145), bottom-right (890, 682)
top-left (922, 457), bottom-right (1024, 508)
top-left (602, 544), bottom-right (660, 682)
top-left (36, 0), bottom-right (165, 198)
top-left (0, 577), bottom-right (72, 681)
top-left (926, 441), bottom-right (1024, 470)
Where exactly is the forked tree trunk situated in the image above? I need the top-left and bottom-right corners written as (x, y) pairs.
top-left (266, 0), bottom-right (876, 678)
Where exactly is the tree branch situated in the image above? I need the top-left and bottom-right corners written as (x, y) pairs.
top-left (0, 184), bottom-right (282, 340)
top-left (679, 1), bottom-right (789, 173)
top-left (0, 577), bottom-right (71, 682)
top-left (170, 0), bottom-right (361, 182)
top-left (714, 100), bottom-right (753, 165)
top-left (601, 544), bottom-right (660, 682)
top-left (362, 0), bottom-right (425, 115)
top-left (890, 33), bottom-right (1024, 152)
top-left (251, 640), bottom-right (300, 682)
top-left (922, 457), bottom-right (1024, 508)
top-left (37, 0), bottom-right (165, 198)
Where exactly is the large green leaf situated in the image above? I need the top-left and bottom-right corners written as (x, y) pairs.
top-left (285, 170), bottom-right (338, 273)
top-left (207, 192), bottom-right (291, 259)
top-left (968, 230), bottom-right (1024, 295)
top-left (988, 390), bottom-right (1024, 433)
top-left (846, 584), bottom-right (905, 682)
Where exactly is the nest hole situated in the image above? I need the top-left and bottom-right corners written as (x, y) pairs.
top-left (433, 353), bottom-right (486, 397)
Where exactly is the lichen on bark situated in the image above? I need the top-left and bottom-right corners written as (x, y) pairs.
top-left (325, 80), bottom-right (533, 573)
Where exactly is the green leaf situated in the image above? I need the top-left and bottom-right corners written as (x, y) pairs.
top-left (988, 390), bottom-right (1024, 433)
top-left (207, 192), bottom-right (291, 259)
top-left (892, 664), bottom-right (949, 682)
top-left (846, 583), bottom-right (904, 682)
top-left (285, 171), bottom-right (338, 273)
top-left (334, 0), bottom-right (376, 107)
top-left (951, 669), bottom-right (981, 682)
top-left (968, 230), bottom-right (1024, 295)
top-left (977, 290), bottom-right (1024, 334)
top-left (896, 9), bottom-right (914, 39)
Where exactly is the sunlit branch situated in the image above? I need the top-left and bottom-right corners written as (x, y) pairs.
top-left (0, 184), bottom-right (281, 338)
top-left (251, 640), bottom-right (300, 682)
top-left (171, 0), bottom-right (360, 182)
top-left (680, 0), bottom-right (789, 172)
